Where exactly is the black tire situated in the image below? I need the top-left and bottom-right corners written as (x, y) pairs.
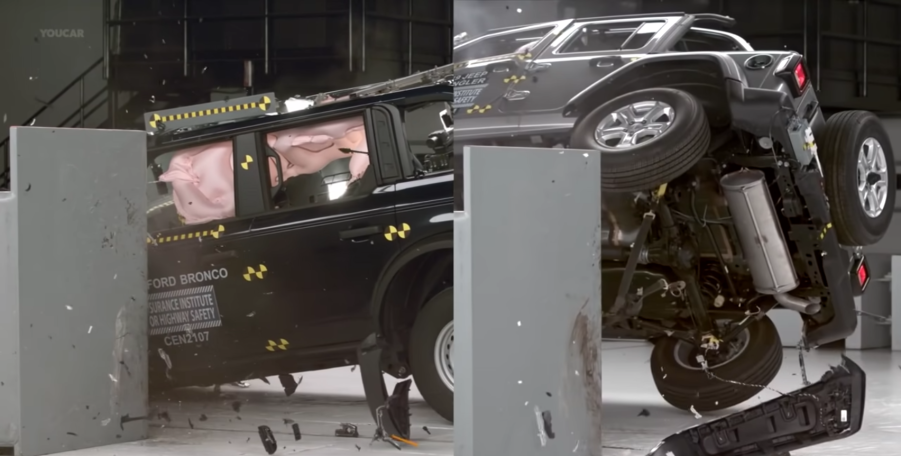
top-left (819, 111), bottom-right (896, 246)
top-left (650, 315), bottom-right (782, 412)
top-left (570, 87), bottom-right (711, 193)
top-left (409, 288), bottom-right (454, 422)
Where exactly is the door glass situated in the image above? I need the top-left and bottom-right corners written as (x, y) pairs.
top-left (147, 140), bottom-right (242, 231)
top-left (403, 102), bottom-right (454, 175)
top-left (454, 26), bottom-right (554, 61)
top-left (264, 114), bottom-right (376, 210)
top-left (558, 20), bottom-right (666, 53)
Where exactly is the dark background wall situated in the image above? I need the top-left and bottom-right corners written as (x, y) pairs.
top-left (0, 0), bottom-right (105, 135)
top-left (0, 0), bottom-right (452, 137)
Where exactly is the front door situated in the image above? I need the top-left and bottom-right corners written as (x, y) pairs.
top-left (505, 17), bottom-right (679, 115)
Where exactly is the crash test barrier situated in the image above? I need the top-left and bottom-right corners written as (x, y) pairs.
top-left (0, 127), bottom-right (148, 456)
top-left (453, 145), bottom-right (603, 456)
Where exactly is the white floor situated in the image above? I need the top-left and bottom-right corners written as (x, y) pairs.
top-left (52, 341), bottom-right (901, 455)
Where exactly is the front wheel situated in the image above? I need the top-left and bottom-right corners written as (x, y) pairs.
top-left (650, 315), bottom-right (783, 412)
top-left (409, 288), bottom-right (454, 422)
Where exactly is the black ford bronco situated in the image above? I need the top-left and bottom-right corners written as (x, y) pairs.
top-left (143, 67), bottom-right (455, 433)
top-left (454, 12), bottom-right (886, 420)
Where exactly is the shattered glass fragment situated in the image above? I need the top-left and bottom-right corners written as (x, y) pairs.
top-left (157, 411), bottom-right (171, 423)
top-left (66, 432), bottom-right (77, 436)
top-left (422, 425), bottom-right (431, 435)
top-left (101, 418), bottom-right (111, 426)
top-left (283, 418), bottom-right (295, 425)
top-left (638, 409), bottom-right (650, 417)
top-left (292, 423), bottom-right (301, 440)
top-left (188, 418), bottom-right (194, 429)
top-left (279, 374), bottom-right (301, 397)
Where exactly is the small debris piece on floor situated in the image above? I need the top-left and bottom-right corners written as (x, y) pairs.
top-left (355, 445), bottom-right (361, 451)
top-left (246, 437), bottom-right (251, 443)
top-left (638, 409), bottom-right (650, 417)
top-left (258, 425), bottom-right (277, 455)
top-left (157, 411), bottom-right (171, 423)
top-left (351, 365), bottom-right (357, 372)
top-left (283, 418), bottom-right (295, 425)
top-left (335, 423), bottom-right (359, 438)
top-left (390, 435), bottom-right (419, 447)
top-left (534, 406), bottom-right (548, 447)
top-left (541, 410), bottom-right (556, 439)
top-left (422, 425), bottom-right (431, 435)
top-left (546, 392), bottom-right (552, 397)
top-left (231, 401), bottom-right (242, 412)
top-left (690, 405), bottom-right (702, 419)
top-left (236, 416), bottom-right (242, 420)
top-left (66, 432), bottom-right (77, 436)
top-left (292, 423), bottom-right (302, 441)
top-left (199, 414), bottom-right (208, 421)
top-left (188, 418), bottom-right (194, 429)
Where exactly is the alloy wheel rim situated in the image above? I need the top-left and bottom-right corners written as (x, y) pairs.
top-left (857, 137), bottom-right (889, 218)
top-left (434, 321), bottom-right (454, 391)
top-left (594, 100), bottom-right (675, 149)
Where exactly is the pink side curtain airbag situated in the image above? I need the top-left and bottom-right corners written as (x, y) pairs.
top-left (159, 115), bottom-right (370, 226)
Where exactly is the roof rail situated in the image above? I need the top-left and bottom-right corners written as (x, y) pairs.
top-left (143, 63), bottom-right (454, 136)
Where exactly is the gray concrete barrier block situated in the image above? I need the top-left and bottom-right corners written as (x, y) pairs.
top-left (455, 146), bottom-right (602, 456)
top-left (0, 127), bottom-right (148, 456)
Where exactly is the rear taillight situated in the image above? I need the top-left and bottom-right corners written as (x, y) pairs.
top-left (775, 54), bottom-right (810, 97)
top-left (857, 261), bottom-right (869, 288)
top-left (793, 62), bottom-right (807, 90)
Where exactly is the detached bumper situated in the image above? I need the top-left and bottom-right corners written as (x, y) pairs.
top-left (647, 355), bottom-right (866, 456)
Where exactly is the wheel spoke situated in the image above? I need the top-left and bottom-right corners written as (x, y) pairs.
top-left (644, 102), bottom-right (668, 122)
top-left (617, 131), bottom-right (636, 147)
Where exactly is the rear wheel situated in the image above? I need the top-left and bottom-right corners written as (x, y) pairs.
top-left (409, 288), bottom-right (454, 422)
top-left (570, 87), bottom-right (711, 192)
top-left (650, 316), bottom-right (782, 412)
top-left (819, 111), bottom-right (896, 246)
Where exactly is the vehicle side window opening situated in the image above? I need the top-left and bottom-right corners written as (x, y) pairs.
top-left (559, 21), bottom-right (665, 53)
top-left (264, 114), bottom-right (374, 210)
top-left (674, 30), bottom-right (744, 52)
top-left (454, 26), bottom-right (555, 61)
top-left (402, 101), bottom-right (454, 175)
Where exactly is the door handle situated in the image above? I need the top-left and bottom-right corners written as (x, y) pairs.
top-left (487, 62), bottom-right (512, 73)
top-left (589, 56), bottom-right (623, 68)
top-left (339, 226), bottom-right (381, 241)
top-left (202, 250), bottom-right (238, 263)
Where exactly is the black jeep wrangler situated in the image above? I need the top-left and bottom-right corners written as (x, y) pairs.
top-left (455, 12), bottom-right (892, 413)
top-left (143, 70), bottom-right (455, 428)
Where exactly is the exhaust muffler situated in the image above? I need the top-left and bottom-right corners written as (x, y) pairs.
top-left (720, 170), bottom-right (820, 315)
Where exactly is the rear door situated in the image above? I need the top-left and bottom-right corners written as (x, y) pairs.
top-left (233, 105), bottom-right (404, 355)
top-left (504, 16), bottom-right (680, 116)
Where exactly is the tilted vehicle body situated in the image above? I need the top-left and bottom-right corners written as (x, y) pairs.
top-left (454, 12), bottom-right (891, 417)
top-left (143, 69), bottom-right (456, 431)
